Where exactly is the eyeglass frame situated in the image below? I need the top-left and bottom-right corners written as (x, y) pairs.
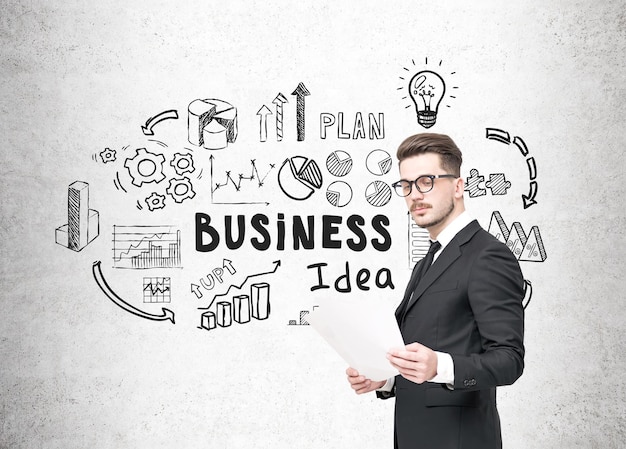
top-left (392, 174), bottom-right (458, 197)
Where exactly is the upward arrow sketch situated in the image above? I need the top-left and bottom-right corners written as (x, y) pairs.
top-left (272, 93), bottom-right (288, 141)
top-left (291, 82), bottom-right (310, 141)
top-left (256, 105), bottom-right (272, 142)
top-left (198, 260), bottom-right (281, 311)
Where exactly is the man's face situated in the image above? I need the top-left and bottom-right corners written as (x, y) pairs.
top-left (398, 153), bottom-right (462, 236)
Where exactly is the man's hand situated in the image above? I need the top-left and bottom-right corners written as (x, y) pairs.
top-left (387, 342), bottom-right (438, 384)
top-left (346, 367), bottom-right (386, 394)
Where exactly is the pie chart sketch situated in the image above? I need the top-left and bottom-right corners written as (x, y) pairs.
top-left (278, 156), bottom-right (323, 201)
top-left (187, 98), bottom-right (238, 150)
top-left (365, 180), bottom-right (392, 207)
top-left (326, 181), bottom-right (353, 207)
top-left (366, 149), bottom-right (393, 176)
top-left (326, 150), bottom-right (353, 177)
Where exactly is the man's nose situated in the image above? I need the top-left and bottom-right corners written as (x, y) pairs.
top-left (409, 183), bottom-right (424, 200)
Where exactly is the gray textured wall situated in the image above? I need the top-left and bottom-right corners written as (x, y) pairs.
top-left (1, 1), bottom-right (625, 448)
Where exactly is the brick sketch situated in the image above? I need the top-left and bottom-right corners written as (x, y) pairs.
top-left (399, 57), bottom-right (458, 129)
top-left (55, 181), bottom-right (100, 252)
top-left (92, 261), bottom-right (175, 324)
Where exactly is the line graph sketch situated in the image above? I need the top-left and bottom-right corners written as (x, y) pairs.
top-left (209, 155), bottom-right (275, 205)
top-left (143, 277), bottom-right (171, 303)
top-left (112, 225), bottom-right (182, 269)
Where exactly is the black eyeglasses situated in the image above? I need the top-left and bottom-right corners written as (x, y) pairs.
top-left (392, 174), bottom-right (457, 197)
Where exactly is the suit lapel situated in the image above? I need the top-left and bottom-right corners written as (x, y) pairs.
top-left (403, 220), bottom-right (481, 315)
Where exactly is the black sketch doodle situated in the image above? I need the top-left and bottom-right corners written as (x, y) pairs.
top-left (92, 261), bottom-right (175, 324)
top-left (364, 180), bottom-right (392, 207)
top-left (326, 181), bottom-right (353, 207)
top-left (198, 260), bottom-right (281, 331)
top-left (145, 192), bottom-right (166, 211)
top-left (326, 150), bottom-right (353, 177)
top-left (200, 282), bottom-right (270, 330)
top-left (170, 152), bottom-right (195, 176)
top-left (209, 155), bottom-right (275, 205)
top-left (55, 181), bottom-right (100, 252)
top-left (166, 177), bottom-right (196, 203)
top-left (277, 156), bottom-right (323, 201)
top-left (407, 212), bottom-right (430, 268)
top-left (319, 112), bottom-right (385, 140)
top-left (465, 169), bottom-right (512, 197)
top-left (187, 98), bottom-right (238, 150)
top-left (256, 105), bottom-right (272, 142)
top-left (112, 225), bottom-right (182, 269)
top-left (399, 58), bottom-right (458, 129)
top-left (124, 148), bottom-right (166, 187)
top-left (99, 147), bottom-right (117, 163)
top-left (272, 93), bottom-right (288, 141)
top-left (287, 305), bottom-right (318, 326)
top-left (487, 211), bottom-right (547, 262)
top-left (291, 82), bottom-right (310, 141)
top-left (485, 128), bottom-right (538, 208)
top-left (141, 109), bottom-right (179, 136)
top-left (190, 259), bottom-right (237, 299)
top-left (143, 277), bottom-right (171, 303)
top-left (366, 149), bottom-right (393, 176)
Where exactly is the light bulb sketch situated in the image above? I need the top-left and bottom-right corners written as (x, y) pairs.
top-left (408, 70), bottom-right (445, 129)
top-left (399, 57), bottom-right (458, 129)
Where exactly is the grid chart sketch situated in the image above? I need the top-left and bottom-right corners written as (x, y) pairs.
top-left (113, 225), bottom-right (182, 269)
top-left (143, 277), bottom-right (171, 303)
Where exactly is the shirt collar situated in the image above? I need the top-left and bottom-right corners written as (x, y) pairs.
top-left (431, 210), bottom-right (473, 255)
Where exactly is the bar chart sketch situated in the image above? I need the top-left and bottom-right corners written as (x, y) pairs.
top-left (200, 282), bottom-right (271, 331)
top-left (287, 306), bottom-right (318, 326)
top-left (55, 181), bottom-right (100, 252)
top-left (113, 225), bottom-right (182, 269)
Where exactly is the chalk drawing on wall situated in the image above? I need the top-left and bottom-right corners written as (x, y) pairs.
top-left (287, 305), bottom-right (318, 326)
top-left (55, 181), bottom-right (100, 252)
top-left (326, 150), bottom-right (353, 177)
top-left (256, 105), bottom-right (272, 142)
top-left (112, 225), bottom-right (182, 269)
top-left (326, 181), bottom-right (353, 207)
top-left (92, 261), bottom-right (175, 324)
top-left (488, 211), bottom-right (547, 262)
top-left (141, 109), bottom-right (179, 136)
top-left (124, 147), bottom-right (167, 187)
top-left (465, 169), bottom-right (512, 197)
top-left (187, 98), bottom-right (238, 150)
top-left (190, 259), bottom-right (237, 299)
top-left (366, 149), bottom-right (393, 176)
top-left (272, 93), bottom-right (288, 141)
top-left (143, 277), bottom-right (171, 303)
top-left (485, 128), bottom-right (538, 208)
top-left (407, 212), bottom-right (430, 268)
top-left (364, 180), bottom-right (392, 207)
top-left (291, 82), bottom-right (310, 141)
top-left (209, 156), bottom-right (275, 205)
top-left (399, 57), bottom-right (458, 129)
top-left (197, 260), bottom-right (281, 332)
top-left (278, 156), bottom-right (323, 201)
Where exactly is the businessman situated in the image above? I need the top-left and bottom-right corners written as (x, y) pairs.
top-left (346, 133), bottom-right (525, 449)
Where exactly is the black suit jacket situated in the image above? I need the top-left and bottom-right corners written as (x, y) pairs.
top-left (385, 220), bottom-right (524, 449)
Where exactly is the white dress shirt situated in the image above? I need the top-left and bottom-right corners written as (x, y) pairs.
top-left (378, 211), bottom-right (474, 392)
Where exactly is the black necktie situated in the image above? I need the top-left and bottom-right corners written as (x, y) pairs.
top-left (401, 240), bottom-right (441, 317)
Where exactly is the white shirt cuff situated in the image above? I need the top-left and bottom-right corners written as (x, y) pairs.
top-left (428, 351), bottom-right (455, 386)
top-left (377, 377), bottom-right (395, 392)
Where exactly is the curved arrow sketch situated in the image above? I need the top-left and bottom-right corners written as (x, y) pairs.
top-left (92, 261), bottom-right (175, 323)
top-left (141, 109), bottom-right (179, 136)
top-left (522, 181), bottom-right (538, 209)
top-left (198, 260), bottom-right (281, 311)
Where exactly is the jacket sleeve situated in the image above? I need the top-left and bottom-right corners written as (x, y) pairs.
top-left (451, 239), bottom-right (525, 390)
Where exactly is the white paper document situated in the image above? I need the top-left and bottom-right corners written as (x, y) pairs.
top-left (307, 297), bottom-right (405, 381)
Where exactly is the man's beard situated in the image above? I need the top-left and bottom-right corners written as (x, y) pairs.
top-left (411, 198), bottom-right (455, 229)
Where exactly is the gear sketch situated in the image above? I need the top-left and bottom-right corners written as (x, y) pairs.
top-left (124, 148), bottom-right (166, 187)
top-left (166, 177), bottom-right (196, 203)
top-left (170, 152), bottom-right (195, 176)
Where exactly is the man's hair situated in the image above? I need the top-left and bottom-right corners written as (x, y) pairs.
top-left (396, 133), bottom-right (463, 177)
